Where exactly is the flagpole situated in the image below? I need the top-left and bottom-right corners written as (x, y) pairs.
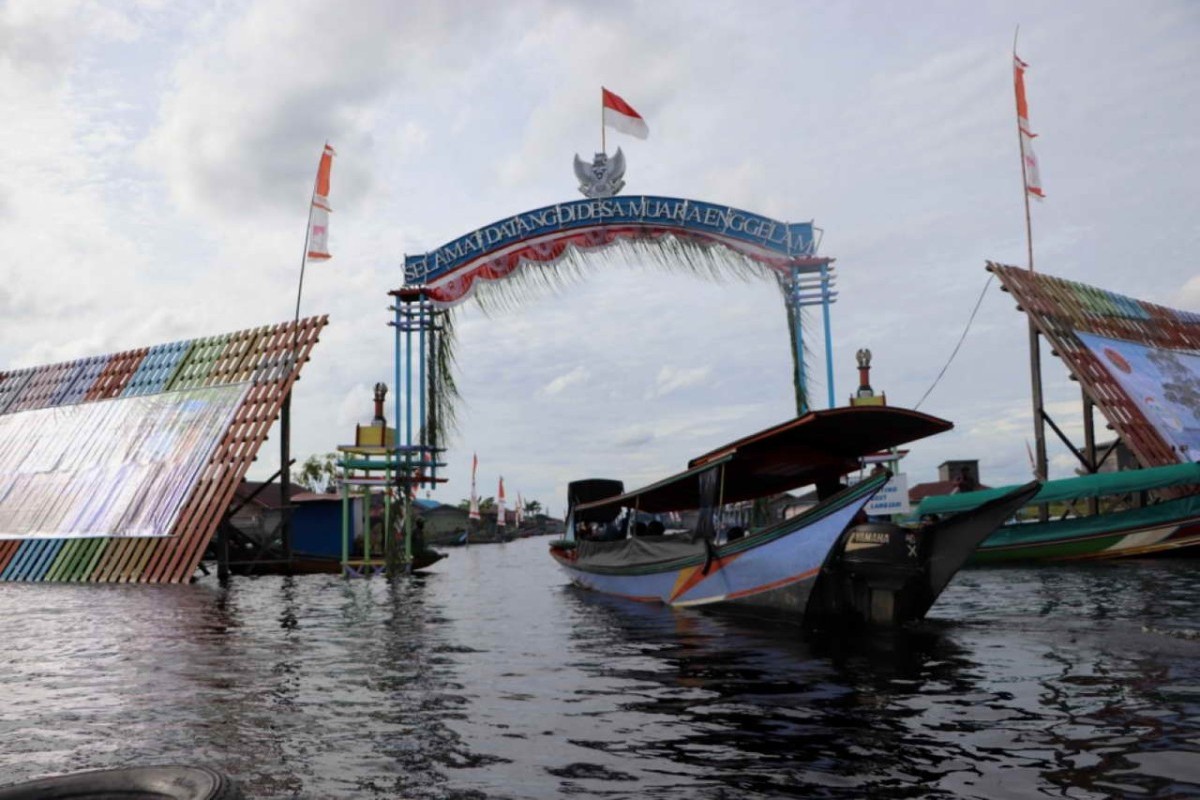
top-left (601, 87), bottom-right (606, 154)
top-left (1013, 27), bottom-right (1034, 273)
top-left (293, 157), bottom-right (322, 330)
top-left (1013, 29), bottom-right (1050, 511)
top-left (281, 144), bottom-right (326, 568)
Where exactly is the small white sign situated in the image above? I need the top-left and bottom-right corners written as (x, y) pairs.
top-left (853, 474), bottom-right (911, 517)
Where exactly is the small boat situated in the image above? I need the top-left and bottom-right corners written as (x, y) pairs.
top-left (916, 462), bottom-right (1200, 562)
top-left (549, 406), bottom-right (1039, 628)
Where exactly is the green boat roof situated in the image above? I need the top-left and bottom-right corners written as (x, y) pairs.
top-left (918, 461), bottom-right (1200, 516)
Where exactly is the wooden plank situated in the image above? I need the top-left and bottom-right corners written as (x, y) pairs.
top-left (79, 538), bottom-right (110, 582)
top-left (44, 539), bottom-right (79, 581)
top-left (0, 541), bottom-right (32, 579)
top-left (120, 538), bottom-right (157, 582)
top-left (0, 541), bottom-right (18, 575)
top-left (24, 540), bottom-right (64, 581)
top-left (56, 538), bottom-right (95, 581)
top-left (92, 538), bottom-right (132, 583)
top-left (7, 540), bottom-right (45, 580)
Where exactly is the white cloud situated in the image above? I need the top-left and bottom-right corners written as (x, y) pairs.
top-left (1177, 275), bottom-right (1200, 309)
top-left (647, 365), bottom-right (711, 399)
top-left (541, 365), bottom-right (589, 397)
top-left (2, 0), bottom-right (1198, 515)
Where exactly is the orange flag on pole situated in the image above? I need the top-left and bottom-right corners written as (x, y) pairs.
top-left (307, 143), bottom-right (336, 260)
top-left (1013, 55), bottom-right (1045, 201)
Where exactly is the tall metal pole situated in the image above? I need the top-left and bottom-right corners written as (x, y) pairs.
top-left (1015, 28), bottom-right (1049, 513)
top-left (601, 87), bottom-right (606, 154)
top-left (282, 148), bottom-right (324, 567)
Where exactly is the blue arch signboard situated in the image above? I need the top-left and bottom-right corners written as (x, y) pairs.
top-left (403, 195), bottom-right (825, 306)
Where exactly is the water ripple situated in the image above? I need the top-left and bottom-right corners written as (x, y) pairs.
top-left (1, 543), bottom-right (1198, 798)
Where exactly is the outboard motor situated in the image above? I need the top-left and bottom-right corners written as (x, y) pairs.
top-left (823, 521), bottom-right (927, 625)
top-left (806, 480), bottom-right (1042, 628)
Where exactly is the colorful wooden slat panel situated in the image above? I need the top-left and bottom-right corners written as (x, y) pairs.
top-left (0, 316), bottom-right (326, 583)
top-left (122, 342), bottom-right (193, 397)
top-left (51, 359), bottom-right (97, 406)
top-left (84, 350), bottom-right (147, 401)
top-left (0, 371), bottom-right (34, 415)
top-left (988, 263), bottom-right (1200, 470)
top-left (2, 541), bottom-right (39, 580)
top-left (80, 539), bottom-right (109, 579)
top-left (0, 540), bottom-right (29, 579)
top-left (0, 540), bottom-right (19, 575)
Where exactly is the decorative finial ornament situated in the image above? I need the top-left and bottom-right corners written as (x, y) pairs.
top-left (373, 382), bottom-right (387, 402)
top-left (856, 349), bottom-right (872, 369)
top-left (573, 148), bottom-right (626, 198)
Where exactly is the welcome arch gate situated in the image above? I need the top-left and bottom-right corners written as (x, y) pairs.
top-left (387, 195), bottom-right (839, 560)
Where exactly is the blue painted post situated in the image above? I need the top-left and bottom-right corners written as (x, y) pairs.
top-left (405, 309), bottom-right (413, 451)
top-left (418, 295), bottom-right (427, 478)
top-left (821, 262), bottom-right (835, 409)
top-left (393, 302), bottom-right (401, 460)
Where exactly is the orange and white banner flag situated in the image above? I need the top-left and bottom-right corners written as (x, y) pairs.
top-left (307, 143), bottom-right (336, 260)
top-left (1013, 56), bottom-right (1045, 201)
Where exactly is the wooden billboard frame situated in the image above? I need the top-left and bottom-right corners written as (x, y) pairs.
top-left (0, 316), bottom-right (326, 583)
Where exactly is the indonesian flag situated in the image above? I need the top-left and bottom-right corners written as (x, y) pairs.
top-left (602, 88), bottom-right (649, 140)
top-left (307, 143), bottom-right (336, 260)
top-left (496, 476), bottom-right (506, 528)
top-left (515, 493), bottom-right (524, 526)
top-left (468, 453), bottom-right (480, 520)
top-left (1013, 56), bottom-right (1045, 201)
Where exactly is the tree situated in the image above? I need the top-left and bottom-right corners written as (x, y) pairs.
top-left (522, 498), bottom-right (543, 516)
top-left (457, 496), bottom-right (496, 511)
top-left (296, 452), bottom-right (339, 493)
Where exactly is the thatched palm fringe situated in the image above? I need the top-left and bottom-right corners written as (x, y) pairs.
top-left (423, 235), bottom-right (814, 421)
top-left (420, 308), bottom-right (459, 451)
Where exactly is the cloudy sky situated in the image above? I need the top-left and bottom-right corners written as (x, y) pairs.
top-left (2, 0), bottom-right (1197, 515)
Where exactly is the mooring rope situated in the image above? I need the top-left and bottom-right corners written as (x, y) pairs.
top-left (914, 274), bottom-right (995, 410)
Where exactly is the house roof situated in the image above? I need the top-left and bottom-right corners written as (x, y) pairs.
top-left (233, 480), bottom-right (315, 510)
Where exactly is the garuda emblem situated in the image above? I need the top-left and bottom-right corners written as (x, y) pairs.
top-left (573, 148), bottom-right (626, 198)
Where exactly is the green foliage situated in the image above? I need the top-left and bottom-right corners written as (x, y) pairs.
top-left (296, 452), bottom-right (339, 493)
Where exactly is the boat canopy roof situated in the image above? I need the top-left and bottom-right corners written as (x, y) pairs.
top-left (917, 461), bottom-right (1200, 516)
top-left (575, 405), bottom-right (952, 514)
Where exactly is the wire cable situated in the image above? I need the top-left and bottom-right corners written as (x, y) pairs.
top-left (914, 274), bottom-right (995, 410)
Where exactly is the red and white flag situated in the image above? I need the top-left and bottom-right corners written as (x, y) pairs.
top-left (515, 492), bottom-right (524, 526)
top-left (307, 143), bottom-right (336, 260)
top-left (496, 476), bottom-right (506, 528)
top-left (1013, 55), bottom-right (1045, 201)
top-left (602, 88), bottom-right (649, 140)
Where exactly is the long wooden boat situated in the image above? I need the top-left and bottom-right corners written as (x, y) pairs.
top-left (916, 462), bottom-right (1200, 563)
top-left (549, 406), bottom-right (1039, 628)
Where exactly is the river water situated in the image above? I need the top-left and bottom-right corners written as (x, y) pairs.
top-left (2, 536), bottom-right (1199, 799)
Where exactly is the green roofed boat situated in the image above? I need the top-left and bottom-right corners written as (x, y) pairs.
top-left (916, 462), bottom-right (1200, 563)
